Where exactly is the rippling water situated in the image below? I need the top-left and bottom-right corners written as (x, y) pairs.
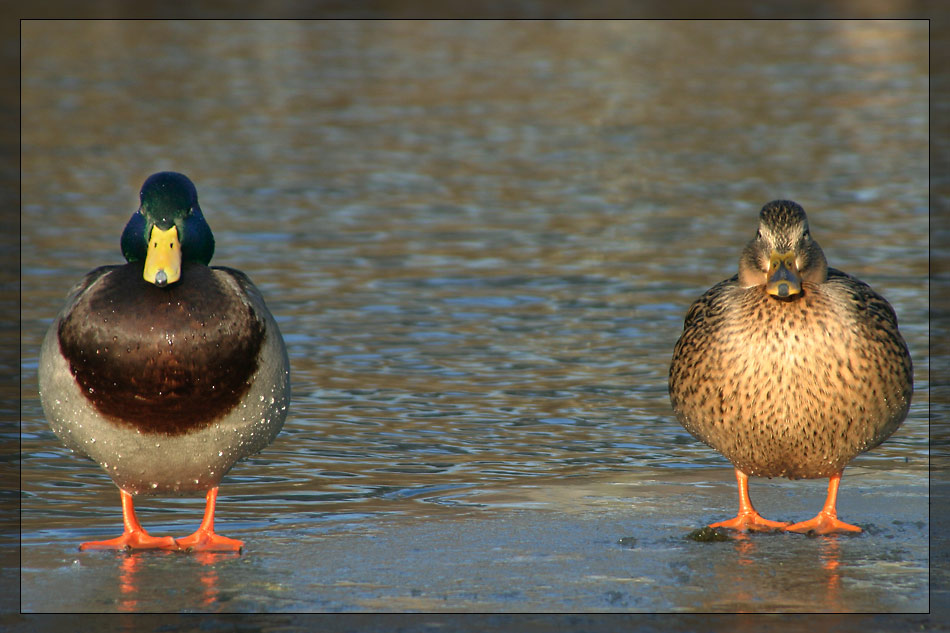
top-left (19, 20), bottom-right (928, 613)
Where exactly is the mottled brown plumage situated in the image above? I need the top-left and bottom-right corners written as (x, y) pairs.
top-left (669, 200), bottom-right (912, 534)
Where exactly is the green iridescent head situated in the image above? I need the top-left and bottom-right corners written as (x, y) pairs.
top-left (120, 172), bottom-right (215, 286)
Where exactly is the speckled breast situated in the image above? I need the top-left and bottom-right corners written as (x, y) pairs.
top-left (669, 280), bottom-right (912, 479)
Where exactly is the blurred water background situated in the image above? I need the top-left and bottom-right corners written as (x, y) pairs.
top-left (17, 20), bottom-right (928, 617)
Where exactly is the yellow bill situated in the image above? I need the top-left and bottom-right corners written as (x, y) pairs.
top-left (143, 225), bottom-right (181, 287)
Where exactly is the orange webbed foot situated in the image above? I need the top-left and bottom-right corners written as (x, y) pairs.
top-left (175, 487), bottom-right (244, 553)
top-left (176, 529), bottom-right (244, 553)
top-left (785, 472), bottom-right (862, 535)
top-left (710, 509), bottom-right (790, 533)
top-left (785, 511), bottom-right (862, 535)
top-left (80, 489), bottom-right (180, 551)
top-left (711, 468), bottom-right (790, 533)
top-left (80, 529), bottom-right (180, 551)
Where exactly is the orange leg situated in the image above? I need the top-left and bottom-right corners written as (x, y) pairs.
top-left (786, 472), bottom-right (861, 535)
top-left (175, 487), bottom-right (244, 553)
top-left (709, 468), bottom-right (790, 532)
top-left (79, 489), bottom-right (179, 551)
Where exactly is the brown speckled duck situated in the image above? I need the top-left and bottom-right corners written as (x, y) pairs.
top-left (38, 172), bottom-right (291, 552)
top-left (669, 200), bottom-right (912, 534)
